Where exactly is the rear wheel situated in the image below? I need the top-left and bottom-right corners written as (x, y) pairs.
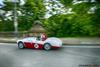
top-left (44, 43), bottom-right (51, 50)
top-left (18, 42), bottom-right (24, 49)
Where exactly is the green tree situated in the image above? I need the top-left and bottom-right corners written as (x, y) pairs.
top-left (0, 0), bottom-right (46, 31)
top-left (43, 15), bottom-right (70, 37)
top-left (43, 0), bottom-right (99, 37)
top-left (18, 0), bottom-right (45, 31)
top-left (43, 14), bottom-right (95, 37)
top-left (88, 1), bottom-right (100, 36)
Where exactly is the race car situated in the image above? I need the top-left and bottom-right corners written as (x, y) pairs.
top-left (17, 36), bottom-right (62, 50)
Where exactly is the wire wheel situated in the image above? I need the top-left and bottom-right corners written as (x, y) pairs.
top-left (44, 43), bottom-right (51, 50)
top-left (18, 42), bottom-right (24, 49)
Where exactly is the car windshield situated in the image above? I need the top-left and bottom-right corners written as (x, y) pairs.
top-left (36, 36), bottom-right (41, 41)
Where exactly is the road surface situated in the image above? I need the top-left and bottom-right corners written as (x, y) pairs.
top-left (0, 43), bottom-right (100, 67)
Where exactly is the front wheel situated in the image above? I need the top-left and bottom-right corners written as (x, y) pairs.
top-left (18, 42), bottom-right (24, 49)
top-left (44, 43), bottom-right (51, 50)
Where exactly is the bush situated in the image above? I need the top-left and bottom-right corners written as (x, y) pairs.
top-left (43, 14), bottom-right (96, 37)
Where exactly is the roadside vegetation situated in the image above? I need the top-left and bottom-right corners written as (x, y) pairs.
top-left (0, 0), bottom-right (100, 37)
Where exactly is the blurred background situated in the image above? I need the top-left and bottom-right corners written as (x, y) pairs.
top-left (0, 0), bottom-right (100, 38)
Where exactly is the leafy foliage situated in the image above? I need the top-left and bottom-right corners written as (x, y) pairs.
top-left (18, 0), bottom-right (45, 31)
top-left (43, 14), bottom-right (95, 37)
top-left (92, 7), bottom-right (100, 36)
top-left (58, 0), bottom-right (72, 6)
top-left (0, 20), bottom-right (14, 31)
top-left (0, 0), bottom-right (45, 31)
top-left (0, 0), bottom-right (100, 37)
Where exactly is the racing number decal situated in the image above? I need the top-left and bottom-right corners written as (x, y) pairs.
top-left (34, 43), bottom-right (39, 48)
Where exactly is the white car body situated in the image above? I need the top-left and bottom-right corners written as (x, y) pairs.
top-left (17, 37), bottom-right (62, 50)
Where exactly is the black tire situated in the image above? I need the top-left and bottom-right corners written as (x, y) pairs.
top-left (18, 42), bottom-right (24, 49)
top-left (44, 43), bottom-right (51, 50)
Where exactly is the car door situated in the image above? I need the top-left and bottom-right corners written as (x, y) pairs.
top-left (34, 38), bottom-right (44, 49)
top-left (24, 37), bottom-right (35, 48)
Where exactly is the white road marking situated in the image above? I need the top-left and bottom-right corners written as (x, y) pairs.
top-left (62, 45), bottom-right (100, 48)
top-left (0, 43), bottom-right (16, 45)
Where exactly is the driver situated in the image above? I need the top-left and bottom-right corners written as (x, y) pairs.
top-left (40, 33), bottom-right (47, 41)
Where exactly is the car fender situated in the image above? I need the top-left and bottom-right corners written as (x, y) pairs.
top-left (44, 37), bottom-right (62, 47)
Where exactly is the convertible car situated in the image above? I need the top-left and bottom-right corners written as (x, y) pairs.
top-left (17, 36), bottom-right (62, 50)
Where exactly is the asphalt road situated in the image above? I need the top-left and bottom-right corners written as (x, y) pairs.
top-left (0, 43), bottom-right (100, 67)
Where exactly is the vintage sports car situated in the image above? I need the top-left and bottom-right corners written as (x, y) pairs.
top-left (17, 36), bottom-right (62, 50)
